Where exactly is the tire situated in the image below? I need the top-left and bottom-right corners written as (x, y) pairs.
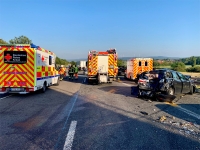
top-left (55, 78), bottom-right (60, 86)
top-left (189, 86), bottom-right (194, 95)
top-left (41, 83), bottom-right (46, 93)
top-left (95, 79), bottom-right (99, 85)
top-left (166, 87), bottom-right (174, 96)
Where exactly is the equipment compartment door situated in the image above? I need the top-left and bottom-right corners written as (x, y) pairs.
top-left (98, 56), bottom-right (108, 73)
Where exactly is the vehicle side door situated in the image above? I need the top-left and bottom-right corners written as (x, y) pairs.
top-left (177, 72), bottom-right (190, 93)
top-left (171, 71), bottom-right (182, 94)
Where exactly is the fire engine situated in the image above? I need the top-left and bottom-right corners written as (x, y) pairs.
top-left (87, 49), bottom-right (118, 84)
top-left (0, 43), bottom-right (60, 94)
top-left (126, 58), bottom-right (153, 80)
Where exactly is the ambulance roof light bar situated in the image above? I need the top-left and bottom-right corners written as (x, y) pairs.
top-left (0, 44), bottom-right (31, 48)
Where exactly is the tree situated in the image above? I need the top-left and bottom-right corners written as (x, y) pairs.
top-left (70, 61), bottom-right (76, 66)
top-left (153, 60), bottom-right (160, 68)
top-left (56, 57), bottom-right (69, 66)
top-left (9, 35), bottom-right (32, 44)
top-left (171, 62), bottom-right (186, 72)
top-left (190, 56), bottom-right (197, 67)
top-left (0, 39), bottom-right (8, 44)
top-left (117, 59), bottom-right (125, 66)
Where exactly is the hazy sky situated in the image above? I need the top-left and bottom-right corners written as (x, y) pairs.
top-left (0, 0), bottom-right (199, 60)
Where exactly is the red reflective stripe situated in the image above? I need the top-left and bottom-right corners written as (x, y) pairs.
top-left (37, 72), bottom-right (42, 77)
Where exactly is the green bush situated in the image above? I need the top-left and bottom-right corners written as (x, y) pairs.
top-left (186, 66), bottom-right (200, 72)
top-left (171, 62), bottom-right (186, 72)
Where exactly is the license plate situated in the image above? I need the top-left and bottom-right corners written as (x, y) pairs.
top-left (10, 88), bottom-right (21, 91)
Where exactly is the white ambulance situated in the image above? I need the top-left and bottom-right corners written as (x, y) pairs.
top-left (0, 43), bottom-right (60, 94)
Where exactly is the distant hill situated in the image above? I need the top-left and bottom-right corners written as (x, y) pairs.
top-left (67, 56), bottom-right (181, 62)
top-left (67, 58), bottom-right (87, 62)
top-left (118, 56), bottom-right (181, 60)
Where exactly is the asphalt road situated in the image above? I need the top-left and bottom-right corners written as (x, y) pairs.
top-left (0, 74), bottom-right (200, 150)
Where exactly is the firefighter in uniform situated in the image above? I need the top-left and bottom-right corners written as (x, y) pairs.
top-left (74, 65), bottom-right (79, 80)
top-left (58, 65), bottom-right (66, 80)
top-left (68, 65), bottom-right (75, 80)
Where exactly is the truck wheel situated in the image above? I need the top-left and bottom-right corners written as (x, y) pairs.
top-left (95, 79), bottom-right (99, 85)
top-left (166, 87), bottom-right (174, 96)
top-left (41, 83), bottom-right (46, 93)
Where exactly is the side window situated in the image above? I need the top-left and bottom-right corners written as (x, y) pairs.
top-left (49, 56), bottom-right (52, 65)
top-left (177, 72), bottom-right (187, 80)
top-left (172, 71), bottom-right (180, 80)
top-left (145, 61), bottom-right (148, 66)
top-left (139, 61), bottom-right (142, 66)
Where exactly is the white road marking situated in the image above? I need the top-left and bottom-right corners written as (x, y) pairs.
top-left (54, 92), bottom-right (79, 149)
top-left (166, 102), bottom-right (200, 120)
top-left (177, 106), bottom-right (200, 120)
top-left (0, 94), bottom-right (13, 100)
top-left (63, 121), bottom-right (77, 150)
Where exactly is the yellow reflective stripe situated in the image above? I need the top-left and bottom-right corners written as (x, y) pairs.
top-left (15, 66), bottom-right (34, 86)
top-left (0, 64), bottom-right (13, 83)
top-left (42, 72), bottom-right (45, 77)
top-left (37, 66), bottom-right (42, 72)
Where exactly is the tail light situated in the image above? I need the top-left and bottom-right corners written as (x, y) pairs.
top-left (114, 68), bottom-right (118, 73)
top-left (138, 79), bottom-right (147, 83)
top-left (0, 87), bottom-right (6, 92)
top-left (26, 88), bottom-right (34, 92)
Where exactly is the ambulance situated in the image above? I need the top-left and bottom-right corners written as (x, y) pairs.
top-left (87, 49), bottom-right (118, 84)
top-left (126, 58), bottom-right (153, 80)
top-left (0, 43), bottom-right (60, 94)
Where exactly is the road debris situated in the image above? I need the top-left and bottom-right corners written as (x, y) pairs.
top-left (140, 111), bottom-right (148, 115)
top-left (172, 122), bottom-right (180, 126)
top-left (159, 116), bottom-right (167, 122)
top-left (155, 94), bottom-right (176, 103)
top-left (194, 123), bottom-right (200, 129)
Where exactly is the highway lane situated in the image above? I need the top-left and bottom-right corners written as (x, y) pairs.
top-left (0, 75), bottom-right (199, 150)
top-left (63, 79), bottom-right (200, 150)
top-left (0, 93), bottom-right (12, 99)
top-left (0, 77), bottom-right (82, 150)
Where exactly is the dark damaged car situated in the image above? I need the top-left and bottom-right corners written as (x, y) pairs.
top-left (137, 69), bottom-right (196, 98)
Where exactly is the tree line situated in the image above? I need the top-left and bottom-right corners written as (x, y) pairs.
top-left (153, 56), bottom-right (200, 72)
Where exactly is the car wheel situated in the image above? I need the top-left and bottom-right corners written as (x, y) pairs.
top-left (189, 86), bottom-right (194, 95)
top-left (166, 87), bottom-right (174, 96)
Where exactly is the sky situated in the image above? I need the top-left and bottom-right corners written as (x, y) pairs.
top-left (0, 0), bottom-right (200, 60)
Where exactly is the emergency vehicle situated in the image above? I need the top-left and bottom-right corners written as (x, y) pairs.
top-left (126, 58), bottom-right (153, 80)
top-left (0, 43), bottom-right (60, 94)
top-left (87, 49), bottom-right (118, 84)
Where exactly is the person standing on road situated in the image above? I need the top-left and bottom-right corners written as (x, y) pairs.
top-left (68, 65), bottom-right (75, 80)
top-left (74, 65), bottom-right (79, 80)
top-left (58, 65), bottom-right (66, 80)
